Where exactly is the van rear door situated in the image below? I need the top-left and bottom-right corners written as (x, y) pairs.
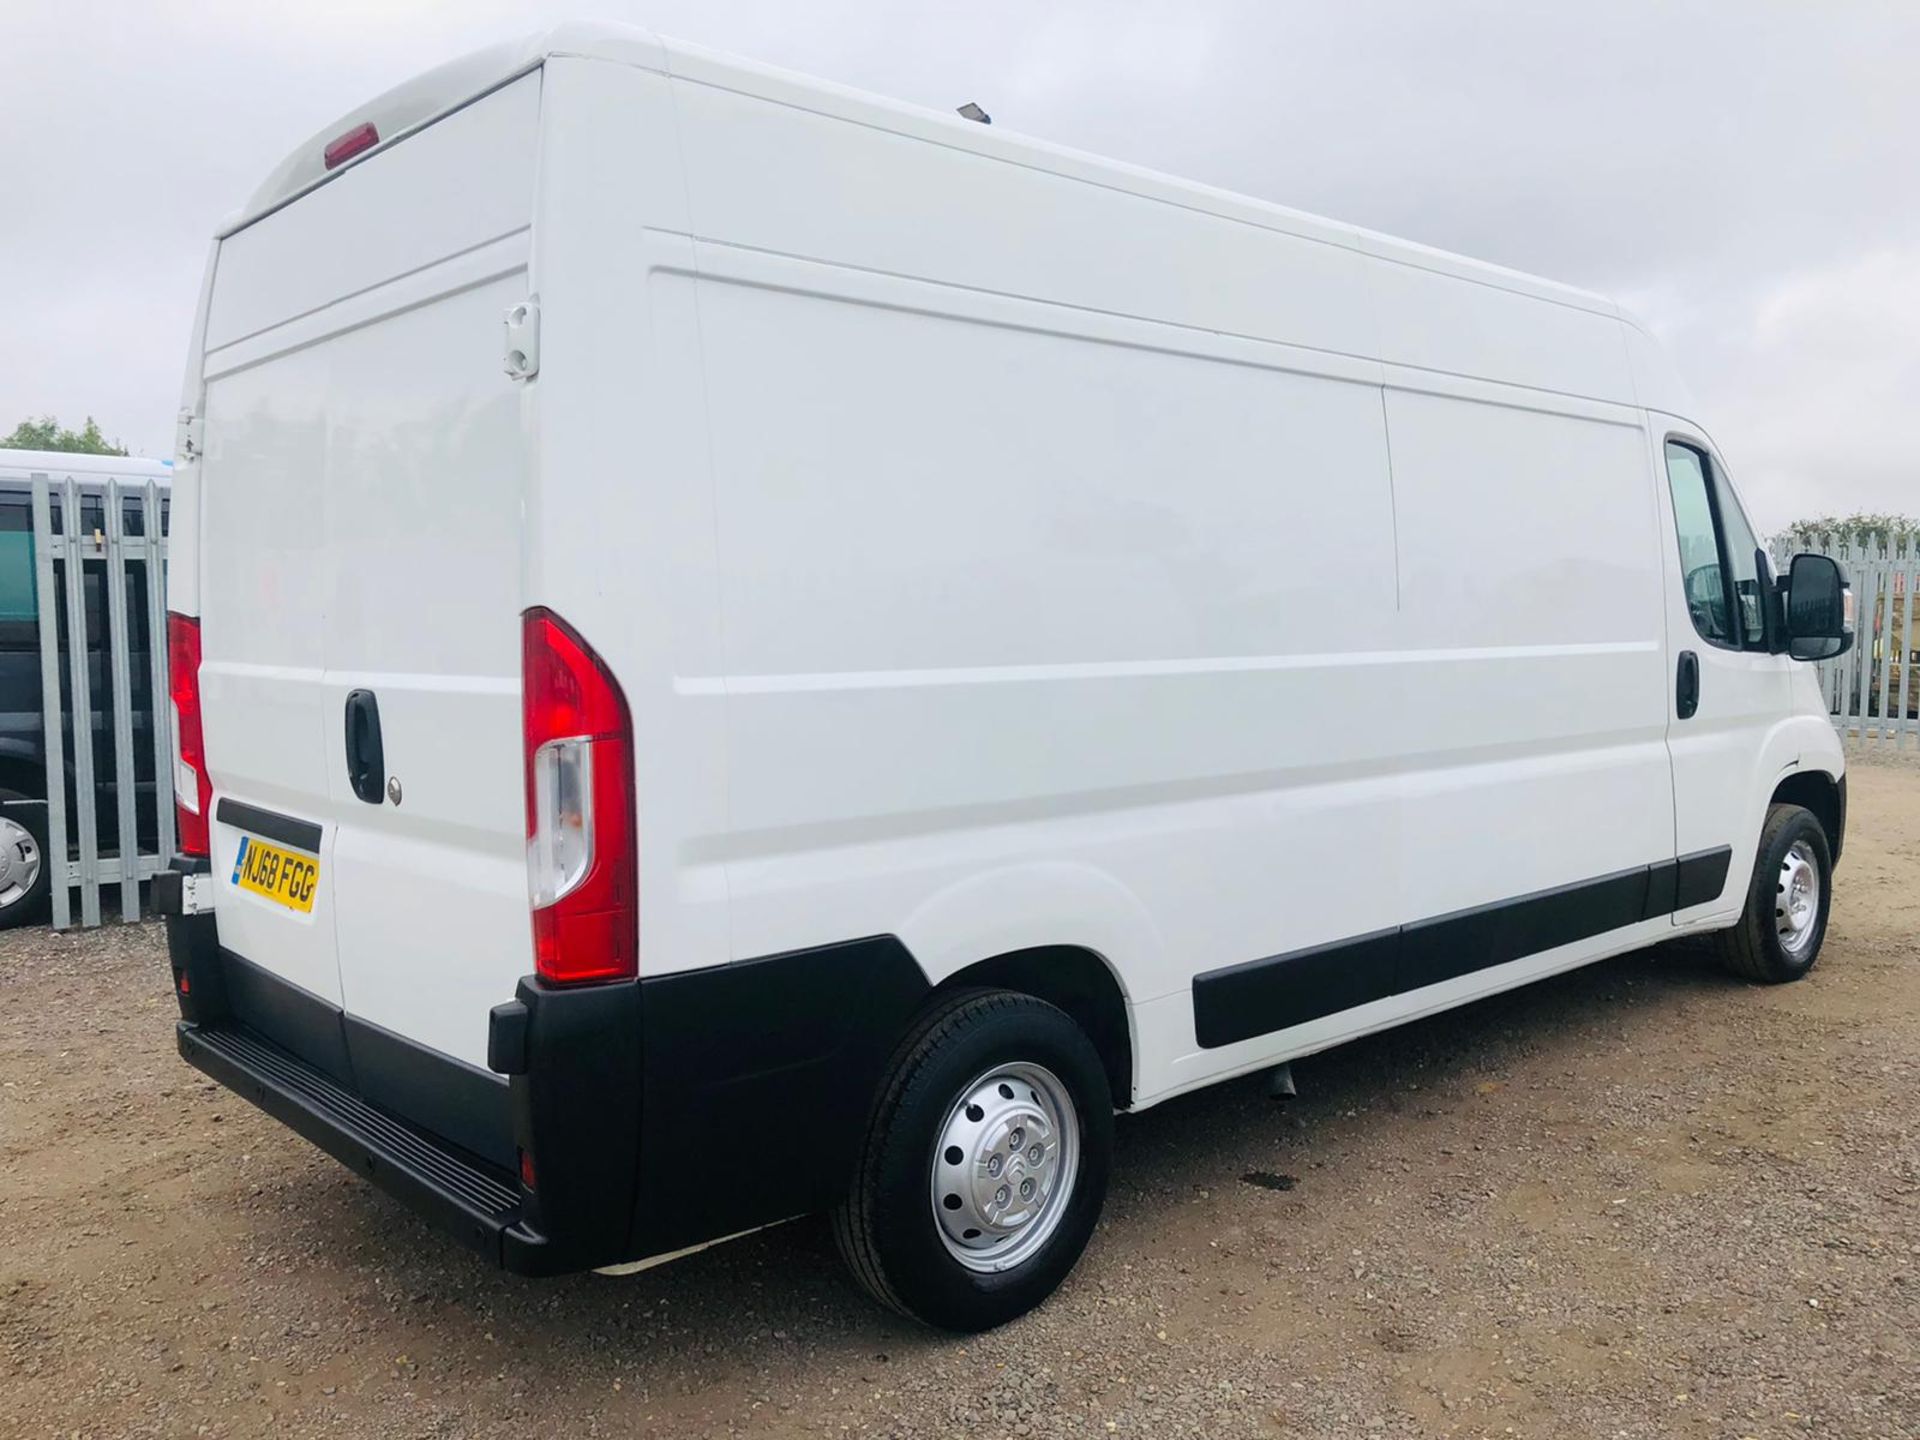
top-left (194, 75), bottom-right (540, 1086)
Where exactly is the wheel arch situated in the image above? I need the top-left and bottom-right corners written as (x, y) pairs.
top-left (933, 946), bottom-right (1135, 1111)
top-left (899, 861), bottom-right (1158, 1109)
top-left (1771, 767), bottom-right (1846, 867)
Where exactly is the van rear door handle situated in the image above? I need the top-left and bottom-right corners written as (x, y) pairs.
top-left (1676, 651), bottom-right (1700, 720)
top-left (344, 689), bottom-right (386, 804)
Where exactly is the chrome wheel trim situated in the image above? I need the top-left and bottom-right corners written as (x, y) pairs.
top-left (930, 1061), bottom-right (1080, 1274)
top-left (1776, 839), bottom-right (1821, 959)
top-left (0, 815), bottom-right (41, 911)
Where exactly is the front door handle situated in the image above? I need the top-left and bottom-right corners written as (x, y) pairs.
top-left (1676, 650), bottom-right (1700, 720)
top-left (344, 689), bottom-right (385, 804)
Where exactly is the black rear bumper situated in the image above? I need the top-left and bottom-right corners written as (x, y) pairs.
top-left (163, 885), bottom-right (933, 1276)
top-left (166, 905), bottom-right (640, 1276)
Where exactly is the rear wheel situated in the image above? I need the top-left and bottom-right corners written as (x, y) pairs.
top-left (833, 989), bottom-right (1112, 1331)
top-left (1717, 803), bottom-right (1832, 983)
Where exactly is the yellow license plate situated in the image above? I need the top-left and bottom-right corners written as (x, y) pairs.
top-left (232, 834), bottom-right (320, 913)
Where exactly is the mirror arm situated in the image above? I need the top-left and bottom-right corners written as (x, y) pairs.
top-left (1756, 547), bottom-right (1786, 653)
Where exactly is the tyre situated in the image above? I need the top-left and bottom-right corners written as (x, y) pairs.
top-left (833, 988), bottom-right (1113, 1331)
top-left (1716, 802), bottom-right (1832, 983)
top-left (0, 788), bottom-right (50, 929)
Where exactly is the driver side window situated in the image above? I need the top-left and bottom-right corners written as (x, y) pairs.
top-left (1665, 442), bottom-right (1732, 646)
top-left (1713, 471), bottom-right (1767, 648)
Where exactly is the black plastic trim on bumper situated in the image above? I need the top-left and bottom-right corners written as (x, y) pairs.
top-left (630, 936), bottom-right (931, 1256)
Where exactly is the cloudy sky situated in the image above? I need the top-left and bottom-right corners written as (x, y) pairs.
top-left (4, 0), bottom-right (1916, 533)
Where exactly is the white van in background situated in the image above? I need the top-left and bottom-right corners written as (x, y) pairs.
top-left (159, 24), bottom-right (1853, 1331)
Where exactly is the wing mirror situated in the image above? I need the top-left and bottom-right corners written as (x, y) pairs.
top-left (1778, 552), bottom-right (1853, 661)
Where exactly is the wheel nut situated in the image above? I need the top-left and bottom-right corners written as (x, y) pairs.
top-left (995, 1185), bottom-right (1011, 1206)
top-left (1020, 1178), bottom-right (1036, 1199)
top-left (1029, 1144), bottom-right (1043, 1163)
top-left (987, 1155), bottom-right (1002, 1177)
top-left (1008, 1127), bottom-right (1024, 1149)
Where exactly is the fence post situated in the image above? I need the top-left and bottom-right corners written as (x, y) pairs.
top-left (29, 477), bottom-right (70, 930)
top-left (103, 479), bottom-right (142, 921)
top-left (60, 477), bottom-right (101, 928)
top-left (145, 480), bottom-right (175, 864)
top-left (1902, 563), bottom-right (1917, 746)
top-left (1853, 559), bottom-right (1875, 739)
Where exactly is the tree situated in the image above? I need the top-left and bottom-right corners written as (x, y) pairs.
top-left (1, 415), bottom-right (128, 456)
top-left (1780, 511), bottom-right (1920, 553)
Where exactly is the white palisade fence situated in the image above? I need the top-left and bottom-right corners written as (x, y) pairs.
top-left (1772, 532), bottom-right (1919, 747)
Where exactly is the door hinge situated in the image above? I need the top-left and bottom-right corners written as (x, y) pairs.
top-left (503, 298), bottom-right (540, 380)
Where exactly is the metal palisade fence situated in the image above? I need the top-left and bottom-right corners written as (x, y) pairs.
top-left (29, 471), bottom-right (173, 928)
top-left (1771, 531), bottom-right (1919, 747)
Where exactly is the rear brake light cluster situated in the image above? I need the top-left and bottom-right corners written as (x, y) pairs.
top-left (521, 609), bottom-right (636, 984)
top-left (167, 613), bottom-right (212, 858)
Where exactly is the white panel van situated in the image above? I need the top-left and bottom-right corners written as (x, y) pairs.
top-left (160, 25), bottom-right (1855, 1331)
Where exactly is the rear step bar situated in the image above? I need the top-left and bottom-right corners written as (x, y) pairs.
top-left (164, 900), bottom-right (646, 1276)
top-left (178, 1021), bottom-right (521, 1259)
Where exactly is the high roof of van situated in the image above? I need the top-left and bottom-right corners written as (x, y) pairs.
top-left (232, 22), bottom-right (1627, 326)
top-left (0, 449), bottom-right (173, 482)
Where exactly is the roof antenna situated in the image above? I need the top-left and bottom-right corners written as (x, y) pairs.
top-left (956, 102), bottom-right (991, 125)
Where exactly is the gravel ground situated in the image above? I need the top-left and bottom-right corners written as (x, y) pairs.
top-left (3, 748), bottom-right (1918, 1439)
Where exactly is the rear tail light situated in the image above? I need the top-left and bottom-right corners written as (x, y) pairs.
top-left (167, 613), bottom-right (212, 858)
top-left (323, 122), bottom-right (379, 170)
top-left (521, 609), bottom-right (636, 984)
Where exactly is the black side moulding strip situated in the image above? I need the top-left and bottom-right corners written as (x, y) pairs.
top-left (1192, 846), bottom-right (1734, 1049)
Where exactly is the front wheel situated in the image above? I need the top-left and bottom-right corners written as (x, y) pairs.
top-left (832, 989), bottom-right (1113, 1331)
top-left (1716, 802), bottom-right (1833, 983)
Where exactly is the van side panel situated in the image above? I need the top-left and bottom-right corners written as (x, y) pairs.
top-left (668, 68), bottom-right (1379, 361)
top-left (667, 72), bottom-right (1689, 1107)
top-left (694, 264), bottom-right (1404, 1010)
top-left (1142, 382), bottom-right (1676, 1098)
top-left (1381, 386), bottom-right (1673, 915)
top-left (1362, 252), bottom-right (1636, 405)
